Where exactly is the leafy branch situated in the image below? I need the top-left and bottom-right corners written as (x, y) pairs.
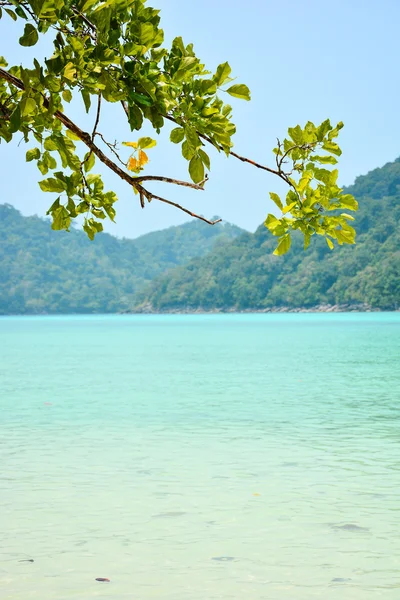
top-left (0, 0), bottom-right (357, 252)
top-left (0, 66), bottom-right (218, 229)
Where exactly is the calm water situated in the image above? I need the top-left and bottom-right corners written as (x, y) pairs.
top-left (0, 314), bottom-right (399, 600)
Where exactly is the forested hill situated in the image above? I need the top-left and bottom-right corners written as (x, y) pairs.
top-left (0, 206), bottom-right (243, 314)
top-left (137, 158), bottom-right (400, 312)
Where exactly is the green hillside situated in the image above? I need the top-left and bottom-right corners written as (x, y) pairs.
top-left (0, 206), bottom-right (243, 314)
top-left (137, 158), bottom-right (400, 312)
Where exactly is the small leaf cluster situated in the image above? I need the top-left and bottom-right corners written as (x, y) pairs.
top-left (123, 136), bottom-right (156, 174)
top-left (265, 120), bottom-right (358, 254)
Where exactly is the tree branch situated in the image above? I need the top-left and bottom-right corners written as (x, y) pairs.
top-left (145, 192), bottom-right (222, 225)
top-left (95, 132), bottom-right (127, 167)
top-left (0, 67), bottom-right (215, 225)
top-left (120, 103), bottom-right (294, 187)
top-left (133, 175), bottom-right (206, 191)
top-left (162, 113), bottom-right (296, 189)
top-left (71, 5), bottom-right (97, 41)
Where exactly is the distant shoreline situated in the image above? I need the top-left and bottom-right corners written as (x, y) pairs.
top-left (131, 303), bottom-right (398, 314)
top-left (1, 305), bottom-right (399, 316)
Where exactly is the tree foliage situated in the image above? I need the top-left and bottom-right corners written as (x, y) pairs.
top-left (0, 203), bottom-right (243, 313)
top-left (136, 158), bottom-right (400, 311)
top-left (0, 0), bottom-right (356, 252)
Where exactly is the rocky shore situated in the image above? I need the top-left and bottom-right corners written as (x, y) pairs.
top-left (132, 303), bottom-right (393, 314)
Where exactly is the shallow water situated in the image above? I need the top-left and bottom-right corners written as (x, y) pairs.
top-left (1, 314), bottom-right (399, 599)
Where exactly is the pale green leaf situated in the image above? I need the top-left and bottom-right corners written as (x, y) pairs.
top-left (39, 178), bottom-right (66, 193)
top-left (269, 192), bottom-right (283, 211)
top-left (326, 237), bottom-right (334, 250)
top-left (26, 148), bottom-right (40, 162)
top-left (84, 152), bottom-right (96, 173)
top-left (226, 83), bottom-right (251, 101)
top-left (137, 136), bottom-right (157, 149)
top-left (170, 128), bottom-right (185, 144)
top-left (214, 62), bottom-right (232, 86)
top-left (273, 233), bottom-right (291, 255)
top-left (189, 156), bottom-right (204, 183)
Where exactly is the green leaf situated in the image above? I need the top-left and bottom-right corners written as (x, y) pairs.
top-left (137, 137), bottom-right (157, 149)
top-left (129, 91), bottom-right (153, 107)
top-left (322, 141), bottom-right (342, 156)
top-left (326, 238), bottom-right (334, 250)
top-left (198, 149), bottom-right (210, 170)
top-left (26, 148), bottom-right (41, 162)
top-left (65, 130), bottom-right (80, 141)
top-left (51, 206), bottom-right (70, 231)
top-left (92, 208), bottom-right (106, 219)
top-left (175, 56), bottom-right (198, 79)
top-left (83, 219), bottom-right (95, 240)
top-left (338, 194), bottom-right (358, 211)
top-left (140, 22), bottom-right (155, 46)
top-left (62, 89), bottom-right (72, 103)
top-left (84, 152), bottom-right (95, 173)
top-left (9, 104), bottom-right (21, 133)
top-left (296, 170), bottom-right (313, 193)
top-left (310, 154), bottom-right (337, 165)
top-left (288, 125), bottom-right (303, 145)
top-left (316, 119), bottom-right (332, 141)
top-left (170, 127), bottom-right (185, 144)
top-left (15, 5), bottom-right (28, 19)
top-left (80, 0), bottom-right (98, 12)
top-left (201, 107), bottom-right (219, 117)
top-left (340, 212), bottom-right (355, 221)
top-left (127, 104), bottom-right (143, 130)
top-left (264, 214), bottom-right (287, 236)
top-left (103, 205), bottom-right (116, 222)
top-left (63, 62), bottom-right (76, 81)
top-left (39, 178), bottom-right (66, 193)
top-left (214, 62), bottom-right (232, 86)
top-left (81, 90), bottom-right (91, 113)
top-left (5, 8), bottom-right (17, 21)
top-left (273, 233), bottom-right (291, 256)
top-left (181, 141), bottom-right (195, 160)
top-left (189, 155), bottom-right (204, 183)
top-left (30, 0), bottom-right (46, 17)
top-left (0, 56), bottom-right (8, 67)
top-left (282, 202), bottom-right (297, 215)
top-left (328, 121), bottom-right (344, 140)
top-left (269, 192), bottom-right (283, 211)
top-left (21, 97), bottom-right (36, 116)
top-left (19, 24), bottom-right (38, 47)
top-left (185, 127), bottom-right (201, 151)
top-left (226, 84), bottom-right (251, 101)
top-left (335, 228), bottom-right (355, 245)
top-left (46, 197), bottom-right (60, 215)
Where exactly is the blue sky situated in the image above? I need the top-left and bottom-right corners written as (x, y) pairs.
top-left (1, 0), bottom-right (400, 238)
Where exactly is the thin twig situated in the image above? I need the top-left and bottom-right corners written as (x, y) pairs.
top-left (95, 132), bottom-right (127, 167)
top-left (91, 94), bottom-right (101, 140)
top-left (162, 113), bottom-right (296, 189)
top-left (71, 5), bottom-right (97, 34)
top-left (148, 193), bottom-right (222, 225)
top-left (133, 175), bottom-right (206, 191)
top-left (277, 142), bottom-right (316, 171)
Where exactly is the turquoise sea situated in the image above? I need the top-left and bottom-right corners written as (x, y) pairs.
top-left (1, 314), bottom-right (400, 600)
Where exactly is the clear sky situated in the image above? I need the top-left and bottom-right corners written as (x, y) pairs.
top-left (1, 0), bottom-right (400, 238)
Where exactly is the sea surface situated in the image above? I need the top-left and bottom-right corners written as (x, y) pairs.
top-left (0, 314), bottom-right (399, 600)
